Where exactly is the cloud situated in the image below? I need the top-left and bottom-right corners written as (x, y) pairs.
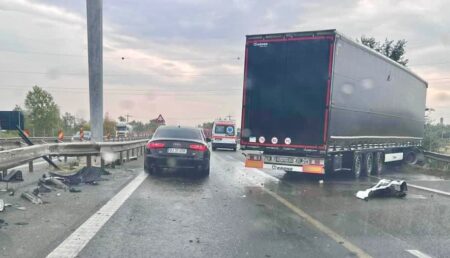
top-left (1, 0), bottom-right (450, 126)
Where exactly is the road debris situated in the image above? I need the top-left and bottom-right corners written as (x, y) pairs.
top-left (14, 222), bottom-right (29, 226)
top-left (0, 219), bottom-right (7, 228)
top-left (1, 169), bottom-right (23, 182)
top-left (40, 175), bottom-right (69, 190)
top-left (69, 187), bottom-right (81, 193)
top-left (356, 179), bottom-right (407, 200)
top-left (0, 199), bottom-right (4, 212)
top-left (49, 167), bottom-right (107, 185)
top-left (14, 205), bottom-right (26, 211)
top-left (8, 189), bottom-right (14, 196)
top-left (37, 182), bottom-right (53, 193)
top-left (21, 192), bottom-right (43, 204)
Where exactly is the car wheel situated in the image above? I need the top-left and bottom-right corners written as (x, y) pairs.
top-left (146, 166), bottom-right (158, 176)
top-left (199, 165), bottom-right (210, 177)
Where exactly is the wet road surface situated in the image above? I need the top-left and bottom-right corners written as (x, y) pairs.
top-left (64, 150), bottom-right (450, 258)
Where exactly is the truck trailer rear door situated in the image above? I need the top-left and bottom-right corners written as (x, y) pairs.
top-left (241, 35), bottom-right (334, 149)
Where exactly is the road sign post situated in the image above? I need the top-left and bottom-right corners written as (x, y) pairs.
top-left (86, 0), bottom-right (103, 142)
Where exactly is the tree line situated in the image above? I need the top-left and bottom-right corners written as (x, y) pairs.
top-left (8, 85), bottom-right (157, 137)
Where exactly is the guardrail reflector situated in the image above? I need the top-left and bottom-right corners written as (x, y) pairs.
top-left (245, 159), bottom-right (263, 168)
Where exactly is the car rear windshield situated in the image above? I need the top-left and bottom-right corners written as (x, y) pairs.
top-left (215, 125), bottom-right (235, 135)
top-left (154, 128), bottom-right (202, 140)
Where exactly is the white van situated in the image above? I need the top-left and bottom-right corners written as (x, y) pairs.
top-left (211, 120), bottom-right (237, 151)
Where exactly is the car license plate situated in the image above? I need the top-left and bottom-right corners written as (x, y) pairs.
top-left (167, 148), bottom-right (187, 154)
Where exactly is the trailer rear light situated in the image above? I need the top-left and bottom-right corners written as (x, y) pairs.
top-left (189, 144), bottom-right (207, 152)
top-left (147, 142), bottom-right (165, 149)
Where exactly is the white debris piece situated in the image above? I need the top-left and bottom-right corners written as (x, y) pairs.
top-left (356, 179), bottom-right (407, 200)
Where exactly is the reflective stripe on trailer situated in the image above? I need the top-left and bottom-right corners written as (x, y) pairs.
top-left (384, 152), bottom-right (403, 162)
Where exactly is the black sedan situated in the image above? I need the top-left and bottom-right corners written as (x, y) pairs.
top-left (144, 126), bottom-right (211, 176)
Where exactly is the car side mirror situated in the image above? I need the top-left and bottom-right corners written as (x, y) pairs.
top-left (206, 138), bottom-right (211, 143)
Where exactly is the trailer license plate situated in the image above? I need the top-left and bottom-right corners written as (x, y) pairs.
top-left (168, 148), bottom-right (187, 154)
top-left (272, 165), bottom-right (293, 171)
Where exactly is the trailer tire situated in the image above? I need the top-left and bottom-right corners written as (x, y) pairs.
top-left (372, 152), bottom-right (384, 176)
top-left (404, 150), bottom-right (418, 165)
top-left (363, 152), bottom-right (374, 176)
top-left (352, 153), bottom-right (362, 179)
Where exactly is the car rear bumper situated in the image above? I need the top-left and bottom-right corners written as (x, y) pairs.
top-left (145, 155), bottom-right (209, 170)
top-left (212, 142), bottom-right (237, 149)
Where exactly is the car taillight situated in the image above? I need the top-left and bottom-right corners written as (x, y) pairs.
top-left (147, 142), bottom-right (165, 149)
top-left (189, 144), bottom-right (207, 152)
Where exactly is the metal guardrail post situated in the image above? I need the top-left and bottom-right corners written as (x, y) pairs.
top-left (126, 150), bottom-right (130, 162)
top-left (29, 161), bottom-right (33, 172)
top-left (118, 151), bottom-right (123, 165)
top-left (87, 155), bottom-right (92, 168)
top-left (101, 158), bottom-right (105, 168)
top-left (131, 148), bottom-right (135, 157)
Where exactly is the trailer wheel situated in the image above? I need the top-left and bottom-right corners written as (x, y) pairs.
top-left (352, 153), bottom-right (362, 179)
top-left (404, 150), bottom-right (418, 165)
top-left (372, 152), bottom-right (384, 176)
top-left (363, 153), bottom-right (374, 176)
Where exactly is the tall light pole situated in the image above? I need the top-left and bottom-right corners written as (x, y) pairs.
top-left (86, 0), bottom-right (103, 142)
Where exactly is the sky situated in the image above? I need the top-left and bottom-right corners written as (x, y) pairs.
top-left (0, 0), bottom-right (449, 126)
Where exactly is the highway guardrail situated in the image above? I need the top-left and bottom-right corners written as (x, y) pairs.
top-left (0, 139), bottom-right (148, 172)
top-left (424, 151), bottom-right (450, 163)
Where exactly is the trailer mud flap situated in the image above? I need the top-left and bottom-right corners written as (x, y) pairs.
top-left (245, 160), bottom-right (263, 169)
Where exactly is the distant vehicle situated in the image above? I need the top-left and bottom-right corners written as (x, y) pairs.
top-left (240, 29), bottom-right (427, 178)
top-left (116, 122), bottom-right (132, 138)
top-left (211, 120), bottom-right (237, 151)
top-left (144, 126), bottom-right (211, 176)
top-left (71, 131), bottom-right (92, 141)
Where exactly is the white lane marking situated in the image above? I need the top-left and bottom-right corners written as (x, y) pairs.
top-left (46, 171), bottom-right (148, 258)
top-left (406, 249), bottom-right (433, 258)
top-left (408, 183), bottom-right (450, 197)
top-left (213, 155), bottom-right (369, 257)
top-left (369, 175), bottom-right (450, 197)
top-left (215, 154), bottom-right (279, 183)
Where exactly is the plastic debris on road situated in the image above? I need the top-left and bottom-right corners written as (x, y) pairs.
top-left (21, 192), bottom-right (43, 205)
top-left (69, 187), bottom-right (81, 193)
top-left (356, 179), bottom-right (407, 200)
top-left (0, 199), bottom-right (4, 212)
top-left (40, 175), bottom-right (69, 190)
top-left (1, 169), bottom-right (23, 182)
top-left (49, 167), bottom-right (108, 185)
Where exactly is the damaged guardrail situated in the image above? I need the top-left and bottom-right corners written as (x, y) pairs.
top-left (0, 139), bottom-right (148, 172)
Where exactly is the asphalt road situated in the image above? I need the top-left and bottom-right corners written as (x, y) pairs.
top-left (2, 150), bottom-right (450, 258)
top-left (62, 151), bottom-right (450, 258)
